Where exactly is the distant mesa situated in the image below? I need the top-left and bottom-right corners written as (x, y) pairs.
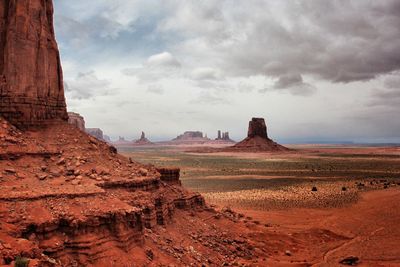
top-left (86, 128), bottom-right (105, 141)
top-left (171, 131), bottom-right (210, 144)
top-left (174, 131), bottom-right (206, 140)
top-left (67, 112), bottom-right (108, 142)
top-left (103, 135), bottom-right (111, 142)
top-left (113, 136), bottom-right (131, 145)
top-left (133, 131), bottom-right (154, 146)
top-left (227, 118), bottom-right (289, 152)
top-left (68, 112), bottom-right (85, 131)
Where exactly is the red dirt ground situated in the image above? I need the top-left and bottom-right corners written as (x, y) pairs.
top-left (237, 188), bottom-right (400, 266)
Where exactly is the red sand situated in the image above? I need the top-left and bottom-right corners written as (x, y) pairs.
top-left (237, 188), bottom-right (400, 266)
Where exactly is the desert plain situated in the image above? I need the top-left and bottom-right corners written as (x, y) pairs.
top-left (117, 143), bottom-right (400, 266)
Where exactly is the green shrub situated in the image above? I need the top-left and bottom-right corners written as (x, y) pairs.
top-left (14, 256), bottom-right (29, 267)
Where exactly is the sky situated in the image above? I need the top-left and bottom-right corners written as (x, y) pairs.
top-left (53, 0), bottom-right (400, 143)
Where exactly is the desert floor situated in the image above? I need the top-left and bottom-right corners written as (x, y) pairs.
top-left (118, 144), bottom-right (400, 266)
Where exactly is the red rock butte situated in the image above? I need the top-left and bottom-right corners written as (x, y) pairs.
top-left (134, 131), bottom-right (153, 145)
top-left (228, 117), bottom-right (289, 152)
top-left (0, 0), bottom-right (67, 128)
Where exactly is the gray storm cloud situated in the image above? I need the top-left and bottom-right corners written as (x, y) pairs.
top-left (54, 0), bottom-right (400, 142)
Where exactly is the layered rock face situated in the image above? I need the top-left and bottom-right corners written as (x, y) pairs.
top-left (67, 112), bottom-right (85, 131)
top-left (248, 118), bottom-right (268, 139)
top-left (156, 167), bottom-right (181, 185)
top-left (229, 117), bottom-right (289, 152)
top-left (0, 0), bottom-right (67, 128)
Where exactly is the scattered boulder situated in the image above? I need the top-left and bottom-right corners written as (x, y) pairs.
top-left (312, 186), bottom-right (318, 192)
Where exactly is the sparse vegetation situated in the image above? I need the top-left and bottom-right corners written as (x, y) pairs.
top-left (119, 146), bottom-right (400, 210)
top-left (14, 256), bottom-right (29, 267)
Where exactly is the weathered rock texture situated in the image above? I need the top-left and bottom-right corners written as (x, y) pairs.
top-left (156, 167), bottom-right (181, 185)
top-left (229, 117), bottom-right (289, 152)
top-left (0, 0), bottom-right (67, 128)
top-left (248, 118), bottom-right (268, 139)
top-left (67, 112), bottom-right (85, 131)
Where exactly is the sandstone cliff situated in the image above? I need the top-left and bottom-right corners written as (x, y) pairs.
top-left (0, 0), bottom-right (67, 128)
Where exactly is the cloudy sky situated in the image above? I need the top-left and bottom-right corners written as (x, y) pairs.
top-left (54, 0), bottom-right (400, 143)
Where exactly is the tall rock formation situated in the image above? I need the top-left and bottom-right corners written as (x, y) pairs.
top-left (247, 118), bottom-right (268, 139)
top-left (133, 131), bottom-right (153, 145)
top-left (216, 131), bottom-right (233, 141)
top-left (229, 117), bottom-right (288, 152)
top-left (0, 0), bottom-right (67, 128)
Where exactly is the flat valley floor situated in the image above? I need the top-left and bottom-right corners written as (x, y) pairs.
top-left (118, 144), bottom-right (400, 266)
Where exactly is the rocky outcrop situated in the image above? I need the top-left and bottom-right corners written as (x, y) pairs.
top-left (0, 0), bottom-right (67, 128)
top-left (67, 112), bottom-right (85, 131)
top-left (229, 117), bottom-right (289, 152)
top-left (0, 122), bottom-right (211, 266)
top-left (167, 131), bottom-right (211, 145)
top-left (215, 130), bottom-right (235, 143)
top-left (133, 131), bottom-right (153, 146)
top-left (174, 131), bottom-right (205, 140)
top-left (247, 118), bottom-right (268, 139)
top-left (156, 167), bottom-right (181, 185)
top-left (86, 128), bottom-right (104, 141)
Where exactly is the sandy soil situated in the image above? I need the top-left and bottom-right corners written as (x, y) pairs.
top-left (119, 144), bottom-right (400, 266)
top-left (237, 188), bottom-right (400, 266)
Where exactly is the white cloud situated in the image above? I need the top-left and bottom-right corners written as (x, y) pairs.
top-left (147, 84), bottom-right (165, 95)
top-left (145, 52), bottom-right (181, 68)
top-left (190, 67), bottom-right (222, 80)
top-left (54, 1), bottom-right (400, 142)
top-left (65, 71), bottom-right (113, 100)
